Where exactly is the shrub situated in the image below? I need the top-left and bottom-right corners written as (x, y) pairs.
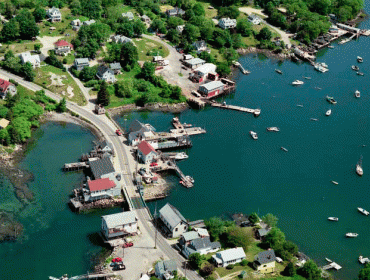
top-left (85, 80), bottom-right (99, 87)
top-left (62, 58), bottom-right (67, 64)
top-left (9, 79), bottom-right (18, 86)
top-left (240, 259), bottom-right (248, 266)
top-left (226, 264), bottom-right (234, 270)
top-left (200, 264), bottom-right (214, 277)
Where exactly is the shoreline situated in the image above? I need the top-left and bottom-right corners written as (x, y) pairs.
top-left (108, 102), bottom-right (190, 116)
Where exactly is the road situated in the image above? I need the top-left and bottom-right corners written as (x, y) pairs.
top-left (0, 69), bottom-right (202, 280)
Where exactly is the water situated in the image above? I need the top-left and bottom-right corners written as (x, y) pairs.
top-left (116, 7), bottom-right (370, 279)
top-left (0, 122), bottom-right (117, 279)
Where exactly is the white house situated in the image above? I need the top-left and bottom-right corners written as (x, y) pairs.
top-left (180, 232), bottom-right (221, 258)
top-left (111, 35), bottom-right (132, 44)
top-left (137, 141), bottom-right (157, 164)
top-left (159, 203), bottom-right (188, 238)
top-left (128, 120), bottom-right (156, 146)
top-left (96, 65), bottom-right (117, 83)
top-left (0, 78), bottom-right (17, 99)
top-left (248, 14), bottom-right (262, 25)
top-left (83, 19), bottom-right (96, 26)
top-left (101, 211), bottom-right (138, 240)
top-left (218, 18), bottom-right (237, 29)
top-left (71, 19), bottom-right (82, 31)
top-left (155, 260), bottom-right (177, 280)
top-left (46, 7), bottom-right (62, 22)
top-left (54, 40), bottom-right (73, 56)
top-left (74, 58), bottom-right (90, 71)
top-left (19, 52), bottom-right (40, 68)
top-left (212, 247), bottom-right (246, 267)
top-left (176, 25), bottom-right (185, 33)
top-left (254, 250), bottom-right (276, 273)
top-left (192, 40), bottom-right (210, 53)
top-left (83, 176), bottom-right (121, 202)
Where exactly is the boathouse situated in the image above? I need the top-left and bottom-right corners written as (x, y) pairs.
top-left (198, 80), bottom-right (225, 98)
top-left (137, 141), bottom-right (158, 164)
top-left (159, 203), bottom-right (188, 238)
top-left (101, 211), bottom-right (138, 239)
top-left (88, 157), bottom-right (115, 179)
top-left (212, 247), bottom-right (246, 267)
top-left (254, 250), bottom-right (276, 273)
top-left (190, 63), bottom-right (217, 83)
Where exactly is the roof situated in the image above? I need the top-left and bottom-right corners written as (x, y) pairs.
top-left (256, 250), bottom-right (276, 265)
top-left (129, 120), bottom-right (146, 132)
top-left (110, 62), bottom-right (122, 70)
top-left (217, 247), bottom-right (246, 262)
top-left (0, 79), bottom-right (13, 92)
top-left (155, 260), bottom-right (177, 275)
top-left (194, 227), bottom-right (209, 236)
top-left (190, 237), bottom-right (220, 250)
top-left (194, 63), bottom-right (217, 75)
top-left (193, 40), bottom-right (207, 48)
top-left (219, 18), bottom-right (237, 26)
top-left (248, 14), bottom-right (261, 20)
top-left (137, 141), bottom-right (156, 156)
top-left (88, 178), bottom-right (116, 192)
top-left (181, 231), bottom-right (200, 241)
top-left (185, 58), bottom-right (206, 66)
top-left (54, 40), bottom-right (73, 47)
top-left (75, 58), bottom-right (89, 65)
top-left (122, 12), bottom-right (134, 19)
top-left (48, 7), bottom-right (61, 14)
top-left (257, 228), bottom-right (270, 237)
top-left (159, 203), bottom-right (187, 228)
top-left (200, 80), bottom-right (224, 91)
top-left (84, 19), bottom-right (96, 25)
top-left (19, 52), bottom-right (40, 64)
top-left (89, 157), bottom-right (115, 179)
top-left (167, 8), bottom-right (185, 15)
top-left (102, 211), bottom-right (137, 228)
top-left (0, 118), bottom-right (10, 128)
top-left (97, 65), bottom-right (114, 77)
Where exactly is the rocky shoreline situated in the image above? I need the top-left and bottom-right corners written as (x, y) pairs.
top-left (108, 102), bottom-right (189, 116)
top-left (237, 47), bottom-right (290, 60)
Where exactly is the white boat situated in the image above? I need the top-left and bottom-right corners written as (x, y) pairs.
top-left (292, 80), bottom-right (304, 85)
top-left (355, 90), bottom-right (361, 98)
top-left (267, 127), bottom-right (280, 132)
top-left (357, 56), bottom-right (363, 63)
top-left (297, 104), bottom-right (304, 107)
top-left (250, 131), bottom-right (258, 140)
top-left (185, 176), bottom-right (194, 183)
top-left (174, 152), bottom-right (189, 160)
top-left (331, 181), bottom-right (339, 185)
top-left (326, 258), bottom-right (333, 262)
top-left (320, 62), bottom-right (329, 68)
top-left (352, 65), bottom-right (360, 71)
top-left (328, 45), bottom-right (334, 49)
top-left (357, 72), bottom-right (364, 76)
top-left (304, 76), bottom-right (312, 80)
top-left (358, 207), bottom-right (369, 216)
top-left (359, 256), bottom-right (370, 264)
top-left (314, 64), bottom-right (329, 73)
top-left (281, 147), bottom-right (288, 152)
top-left (346, 233), bottom-right (359, 238)
top-left (356, 155), bottom-right (363, 176)
top-left (328, 217), bottom-right (338, 221)
top-left (310, 118), bottom-right (318, 121)
top-left (275, 69), bottom-right (283, 74)
top-left (326, 109), bottom-right (332, 116)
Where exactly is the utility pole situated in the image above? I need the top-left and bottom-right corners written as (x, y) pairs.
top-left (154, 201), bottom-right (158, 249)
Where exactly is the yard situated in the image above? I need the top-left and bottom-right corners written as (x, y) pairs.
top-left (39, 8), bottom-right (78, 39)
top-left (34, 64), bottom-right (86, 105)
top-left (1, 40), bottom-right (43, 55)
top-left (160, 5), bottom-right (174, 13)
top-left (133, 37), bottom-right (170, 61)
top-left (202, 2), bottom-right (218, 19)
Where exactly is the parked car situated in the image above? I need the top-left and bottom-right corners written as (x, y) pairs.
top-left (150, 162), bottom-right (158, 167)
top-left (113, 262), bottom-right (126, 271)
top-left (112, 257), bottom-right (122, 263)
top-left (123, 242), bottom-right (133, 248)
top-left (116, 129), bottom-right (122, 136)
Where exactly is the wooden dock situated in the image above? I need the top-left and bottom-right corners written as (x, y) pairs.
top-left (233, 62), bottom-right (250, 74)
top-left (210, 102), bottom-right (261, 116)
top-left (322, 262), bottom-right (342, 270)
top-left (170, 127), bottom-right (206, 136)
top-left (63, 162), bottom-right (88, 171)
top-left (152, 160), bottom-right (194, 188)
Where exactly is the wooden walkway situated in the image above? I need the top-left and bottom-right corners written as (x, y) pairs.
top-left (211, 102), bottom-right (261, 116)
top-left (63, 162), bottom-right (88, 171)
top-left (233, 62), bottom-right (250, 74)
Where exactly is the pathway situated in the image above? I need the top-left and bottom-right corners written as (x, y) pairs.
top-left (37, 36), bottom-right (63, 56)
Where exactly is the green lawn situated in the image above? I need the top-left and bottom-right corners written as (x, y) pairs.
top-left (209, 47), bottom-right (226, 63)
top-left (1, 40), bottom-right (43, 54)
top-left (17, 84), bottom-right (36, 97)
top-left (202, 2), bottom-right (218, 19)
top-left (133, 38), bottom-right (170, 61)
top-left (34, 64), bottom-right (86, 105)
top-left (39, 7), bottom-right (78, 39)
top-left (115, 65), bottom-right (141, 82)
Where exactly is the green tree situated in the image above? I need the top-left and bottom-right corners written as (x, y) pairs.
top-left (359, 263), bottom-right (370, 280)
top-left (97, 81), bottom-right (110, 106)
top-left (216, 62), bottom-right (231, 76)
top-left (140, 62), bottom-right (155, 80)
top-left (56, 98), bottom-right (67, 113)
top-left (283, 262), bottom-right (296, 276)
top-left (262, 213), bottom-right (278, 228)
top-left (33, 6), bottom-right (46, 22)
top-left (200, 264), bottom-right (214, 277)
top-left (16, 9), bottom-right (39, 39)
top-left (8, 117), bottom-right (31, 143)
top-left (205, 217), bottom-right (226, 241)
top-left (188, 253), bottom-right (203, 269)
top-left (167, 17), bottom-right (184, 29)
top-left (298, 260), bottom-right (321, 280)
top-left (257, 27), bottom-right (272, 41)
top-left (192, 3), bottom-right (205, 16)
top-left (0, 105), bottom-right (9, 118)
top-left (167, 29), bottom-right (180, 45)
top-left (0, 128), bottom-right (10, 145)
top-left (107, 43), bottom-right (121, 63)
top-left (70, 0), bottom-right (82, 15)
top-left (283, 240), bottom-right (298, 255)
top-left (227, 227), bottom-right (252, 251)
top-left (34, 44), bottom-right (41, 52)
top-left (12, 98), bottom-right (44, 120)
top-left (263, 228), bottom-right (286, 249)
top-left (218, 6), bottom-right (240, 19)
top-left (170, 86), bottom-right (182, 100)
top-left (81, 0), bottom-right (102, 19)
top-left (80, 67), bottom-right (97, 82)
top-left (120, 42), bottom-right (139, 68)
top-left (151, 19), bottom-right (167, 34)
top-left (117, 23), bottom-right (134, 37)
top-left (183, 24), bottom-right (200, 42)
top-left (237, 19), bottom-right (253, 37)
top-left (0, 19), bottom-right (19, 42)
top-left (133, 20), bottom-right (146, 36)
top-left (20, 62), bottom-right (36, 81)
top-left (115, 80), bottom-right (134, 98)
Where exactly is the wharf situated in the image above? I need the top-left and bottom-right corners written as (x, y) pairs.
top-left (63, 162), bottom-right (88, 171)
top-left (152, 160), bottom-right (193, 188)
top-left (210, 102), bottom-right (261, 116)
top-left (170, 127), bottom-right (206, 136)
top-left (322, 262), bottom-right (342, 270)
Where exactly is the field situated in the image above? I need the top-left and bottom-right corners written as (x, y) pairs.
top-left (39, 8), bottom-right (78, 39)
top-left (133, 37), bottom-right (170, 61)
top-left (1, 40), bottom-right (43, 55)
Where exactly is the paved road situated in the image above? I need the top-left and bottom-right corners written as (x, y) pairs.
top-left (0, 69), bottom-right (202, 280)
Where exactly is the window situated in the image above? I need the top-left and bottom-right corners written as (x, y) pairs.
top-left (184, 226), bottom-right (187, 230)
top-left (175, 228), bottom-right (178, 231)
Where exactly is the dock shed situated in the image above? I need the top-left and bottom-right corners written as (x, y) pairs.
top-left (198, 80), bottom-right (225, 98)
top-left (191, 63), bottom-right (217, 83)
top-left (183, 58), bottom-right (206, 69)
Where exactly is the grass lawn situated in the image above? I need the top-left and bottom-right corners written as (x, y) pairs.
top-left (115, 65), bottom-right (141, 82)
top-left (202, 2), bottom-right (218, 19)
top-left (122, 5), bottom-right (137, 14)
top-left (34, 64), bottom-right (86, 105)
top-left (39, 7), bottom-right (78, 39)
top-left (133, 37), bottom-right (170, 61)
top-left (62, 52), bottom-right (76, 65)
top-left (210, 47), bottom-right (226, 63)
top-left (160, 5), bottom-right (174, 13)
top-left (1, 40), bottom-right (43, 54)
top-left (17, 84), bottom-right (36, 97)
top-left (242, 35), bottom-right (259, 47)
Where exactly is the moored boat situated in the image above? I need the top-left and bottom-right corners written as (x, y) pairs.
top-left (326, 109), bottom-right (332, 116)
top-left (357, 72), bottom-right (364, 76)
top-left (174, 152), bottom-right (189, 160)
top-left (346, 232), bottom-right (359, 238)
top-left (281, 147), bottom-right (288, 152)
top-left (310, 118), bottom-right (318, 121)
top-left (292, 80), bottom-right (304, 85)
top-left (357, 56), bottom-right (363, 63)
top-left (328, 45), bottom-right (334, 49)
top-left (331, 181), bottom-right (339, 185)
top-left (185, 176), bottom-right (194, 183)
top-left (314, 64), bottom-right (329, 73)
top-left (352, 65), bottom-right (360, 71)
top-left (355, 90), bottom-right (361, 98)
top-left (267, 127), bottom-right (280, 132)
top-left (250, 131), bottom-right (258, 140)
top-left (359, 256), bottom-right (370, 264)
top-left (304, 76), bottom-right (311, 80)
top-left (358, 207), bottom-right (369, 216)
top-left (326, 96), bottom-right (337, 104)
top-left (326, 258), bottom-right (333, 262)
top-left (275, 69), bottom-right (283, 74)
top-left (328, 217), bottom-right (339, 221)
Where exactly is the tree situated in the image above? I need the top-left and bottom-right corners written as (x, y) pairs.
top-left (120, 42), bottom-right (139, 68)
top-left (183, 24), bottom-right (200, 42)
top-left (298, 260), bottom-right (321, 280)
top-left (80, 67), bottom-right (98, 82)
top-left (151, 19), bottom-right (167, 34)
top-left (12, 98), bottom-right (44, 120)
top-left (115, 80), bottom-right (134, 98)
top-left (56, 98), bottom-right (67, 113)
top-left (0, 105), bottom-right (9, 118)
top-left (8, 117), bottom-right (31, 143)
top-left (218, 6), bottom-right (240, 19)
top-left (16, 9), bottom-right (39, 39)
top-left (257, 27), bottom-right (272, 41)
top-left (167, 29), bottom-right (180, 45)
top-left (133, 20), bottom-right (146, 37)
top-left (167, 17), bottom-right (184, 29)
top-left (192, 3), bottom-right (205, 16)
top-left (20, 63), bottom-right (36, 81)
top-left (205, 217), bottom-right (226, 241)
top-left (0, 19), bottom-right (19, 42)
top-left (170, 86), bottom-right (182, 100)
top-left (359, 263), bottom-right (370, 280)
top-left (262, 213), bottom-right (278, 228)
top-left (140, 62), bottom-right (155, 80)
top-left (263, 228), bottom-right (286, 249)
top-left (227, 227), bottom-right (252, 251)
top-left (0, 128), bottom-right (10, 145)
top-left (117, 23), bottom-right (134, 37)
top-left (283, 262), bottom-right (296, 276)
top-left (97, 81), bottom-right (110, 106)
top-left (34, 44), bottom-right (41, 52)
top-left (283, 240), bottom-right (298, 255)
top-left (237, 19), bottom-right (253, 37)
top-left (188, 253), bottom-right (203, 269)
top-left (200, 264), bottom-right (214, 277)
top-left (216, 62), bottom-right (231, 76)
top-left (106, 43), bottom-right (122, 63)
top-left (81, 0), bottom-right (102, 19)
top-left (33, 6), bottom-right (46, 22)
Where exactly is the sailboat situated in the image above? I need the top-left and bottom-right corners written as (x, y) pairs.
top-left (356, 155), bottom-right (364, 176)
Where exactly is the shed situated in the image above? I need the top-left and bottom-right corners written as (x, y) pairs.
top-left (183, 58), bottom-right (206, 69)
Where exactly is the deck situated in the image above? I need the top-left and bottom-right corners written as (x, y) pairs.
top-left (211, 102), bottom-right (261, 116)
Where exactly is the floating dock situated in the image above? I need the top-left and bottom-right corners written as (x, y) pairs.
top-left (210, 102), bottom-right (261, 116)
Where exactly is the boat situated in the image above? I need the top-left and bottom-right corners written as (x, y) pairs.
top-left (331, 181), bottom-right (339, 185)
top-left (346, 233), bottom-right (359, 238)
top-left (275, 69), bottom-right (283, 74)
top-left (358, 207), bottom-right (369, 216)
top-left (359, 256), bottom-right (370, 264)
top-left (356, 155), bottom-right (363, 176)
top-left (267, 127), bottom-right (280, 132)
top-left (292, 80), bottom-right (304, 85)
top-left (250, 131), bottom-right (258, 140)
top-left (297, 104), bottom-right (304, 107)
top-left (310, 118), bottom-right (318, 121)
top-left (326, 258), bottom-right (333, 262)
top-left (320, 62), bottom-right (329, 68)
top-left (328, 217), bottom-right (339, 221)
top-left (328, 45), bottom-right (334, 49)
top-left (352, 65), bottom-right (360, 71)
top-left (315, 87), bottom-right (322, 90)
top-left (304, 76), bottom-right (311, 80)
top-left (357, 56), bottom-right (363, 63)
top-left (355, 90), bottom-right (361, 98)
top-left (357, 72), bottom-right (364, 76)
top-left (326, 109), bottom-right (332, 116)
top-left (326, 96), bottom-right (337, 104)
top-left (314, 64), bottom-right (329, 73)
top-left (281, 147), bottom-right (288, 152)
top-left (174, 152), bottom-right (189, 160)
top-left (185, 176), bottom-right (194, 183)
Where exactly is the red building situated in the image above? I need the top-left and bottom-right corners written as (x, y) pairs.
top-left (198, 81), bottom-right (225, 98)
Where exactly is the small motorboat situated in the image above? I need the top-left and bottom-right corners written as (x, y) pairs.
top-left (358, 207), bottom-right (369, 216)
top-left (355, 90), bottom-right (361, 98)
top-left (328, 45), bottom-right (334, 49)
top-left (275, 69), bottom-right (283, 74)
top-left (315, 87), bottom-right (322, 90)
top-left (292, 80), bottom-right (304, 85)
top-left (359, 256), bottom-right (370, 264)
top-left (281, 147), bottom-right (288, 152)
top-left (331, 181), bottom-right (339, 185)
top-left (352, 65), bottom-right (360, 71)
top-left (310, 118), bottom-right (318, 121)
top-left (346, 233), bottom-right (359, 238)
top-left (326, 258), bottom-right (333, 262)
top-left (304, 76), bottom-right (311, 80)
top-left (297, 104), bottom-right (304, 107)
top-left (326, 96), bottom-right (337, 104)
top-left (356, 155), bottom-right (364, 176)
top-left (328, 217), bottom-right (339, 221)
top-left (174, 152), bottom-right (189, 160)
top-left (357, 72), bottom-right (364, 76)
top-left (267, 127), bottom-right (280, 132)
top-left (357, 56), bottom-right (363, 63)
top-left (250, 131), bottom-right (258, 140)
top-left (185, 176), bottom-right (194, 184)
top-left (326, 109), bottom-right (332, 116)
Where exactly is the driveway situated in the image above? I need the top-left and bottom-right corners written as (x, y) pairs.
top-left (37, 36), bottom-right (63, 56)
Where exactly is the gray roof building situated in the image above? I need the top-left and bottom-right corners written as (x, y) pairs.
top-left (181, 231), bottom-right (200, 242)
top-left (257, 228), bottom-right (271, 238)
top-left (83, 19), bottom-right (96, 25)
top-left (110, 62), bottom-right (122, 71)
top-left (255, 250), bottom-right (276, 265)
top-left (155, 259), bottom-right (177, 280)
top-left (89, 157), bottom-right (115, 179)
top-left (159, 203), bottom-right (187, 229)
top-left (166, 7), bottom-right (185, 17)
top-left (200, 80), bottom-right (224, 92)
top-left (102, 211), bottom-right (138, 229)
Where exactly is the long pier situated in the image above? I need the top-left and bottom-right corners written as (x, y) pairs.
top-left (210, 102), bottom-right (261, 116)
top-left (233, 62), bottom-right (250, 74)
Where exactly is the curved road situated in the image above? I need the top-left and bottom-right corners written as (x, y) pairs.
top-left (0, 69), bottom-right (202, 280)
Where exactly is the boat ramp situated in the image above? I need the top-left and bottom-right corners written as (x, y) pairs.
top-left (210, 102), bottom-right (261, 117)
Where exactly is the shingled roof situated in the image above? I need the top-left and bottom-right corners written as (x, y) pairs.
top-left (255, 250), bottom-right (276, 265)
top-left (88, 157), bottom-right (115, 179)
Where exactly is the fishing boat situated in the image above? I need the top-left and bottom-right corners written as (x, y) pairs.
top-left (357, 72), bottom-right (364, 76)
top-left (310, 118), bottom-right (318, 121)
top-left (346, 233), bottom-right (359, 238)
top-left (328, 217), bottom-right (339, 221)
top-left (250, 131), bottom-right (258, 140)
top-left (174, 152), bottom-right (189, 160)
top-left (358, 207), bottom-right (369, 216)
top-left (292, 80), bottom-right (304, 85)
top-left (326, 96), bottom-right (337, 104)
top-left (326, 109), bottom-right (332, 116)
top-left (314, 64), bottom-right (329, 73)
top-left (356, 155), bottom-right (363, 176)
top-left (352, 65), bottom-right (360, 71)
top-left (275, 69), bottom-right (283, 74)
top-left (267, 127), bottom-right (280, 132)
top-left (281, 147), bottom-right (288, 152)
top-left (355, 90), bottom-right (361, 98)
top-left (331, 181), bottom-right (339, 185)
top-left (357, 56), bottom-right (363, 63)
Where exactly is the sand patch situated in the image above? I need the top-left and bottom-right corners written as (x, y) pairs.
top-left (49, 73), bottom-right (67, 86)
top-left (67, 86), bottom-right (74, 98)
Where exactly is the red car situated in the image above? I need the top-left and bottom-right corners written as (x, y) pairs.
top-left (116, 129), bottom-right (122, 136)
top-left (112, 257), bottom-right (122, 263)
top-left (150, 162), bottom-right (158, 167)
top-left (123, 242), bottom-right (133, 248)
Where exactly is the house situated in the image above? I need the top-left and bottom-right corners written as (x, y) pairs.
top-left (96, 65), bottom-right (117, 83)
top-left (19, 52), bottom-right (40, 68)
top-left (182, 54), bottom-right (193, 61)
top-left (212, 247), bottom-right (246, 267)
top-left (141, 15), bottom-right (151, 24)
top-left (128, 120), bottom-right (156, 146)
top-left (46, 7), bottom-right (62, 22)
top-left (122, 12), bottom-right (134, 21)
top-left (248, 14), bottom-right (262, 25)
top-left (192, 63), bottom-right (217, 83)
top-left (88, 157), bottom-right (115, 179)
top-left (257, 228), bottom-right (271, 240)
top-left (159, 203), bottom-right (188, 238)
top-left (54, 40), bottom-right (73, 56)
top-left (111, 35), bottom-right (132, 44)
top-left (95, 104), bottom-right (105, 115)
top-left (254, 250), bottom-right (276, 273)
top-left (71, 19), bottom-right (82, 31)
top-left (181, 235), bottom-right (221, 258)
top-left (194, 227), bottom-right (209, 237)
top-left (83, 19), bottom-right (96, 26)
top-left (176, 25), bottom-right (185, 33)
top-left (73, 58), bottom-right (90, 71)
top-left (0, 78), bottom-right (17, 99)
top-left (153, 56), bottom-right (164, 63)
top-left (183, 58), bottom-right (206, 69)
top-left (218, 18), bottom-right (237, 29)
top-left (97, 140), bottom-right (114, 155)
top-left (83, 176), bottom-right (121, 202)
top-left (101, 211), bottom-right (138, 239)
top-left (166, 7), bottom-right (185, 17)
top-left (192, 40), bottom-right (209, 53)
top-left (0, 118), bottom-right (10, 130)
top-left (155, 260), bottom-right (177, 280)
top-left (110, 62), bottom-right (122, 74)
top-left (198, 80), bottom-right (225, 98)
top-left (137, 141), bottom-right (157, 164)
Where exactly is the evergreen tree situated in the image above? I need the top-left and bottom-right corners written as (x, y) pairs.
top-left (56, 98), bottom-right (67, 113)
top-left (97, 81), bottom-right (110, 106)
top-left (0, 19), bottom-right (19, 42)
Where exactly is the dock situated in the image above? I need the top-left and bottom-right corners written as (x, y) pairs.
top-left (170, 127), bottom-right (206, 136)
top-left (63, 162), bottom-right (88, 171)
top-left (322, 262), bottom-right (342, 270)
top-left (152, 160), bottom-right (194, 188)
top-left (210, 102), bottom-right (261, 116)
top-left (233, 61), bottom-right (250, 74)
top-left (359, 256), bottom-right (370, 264)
